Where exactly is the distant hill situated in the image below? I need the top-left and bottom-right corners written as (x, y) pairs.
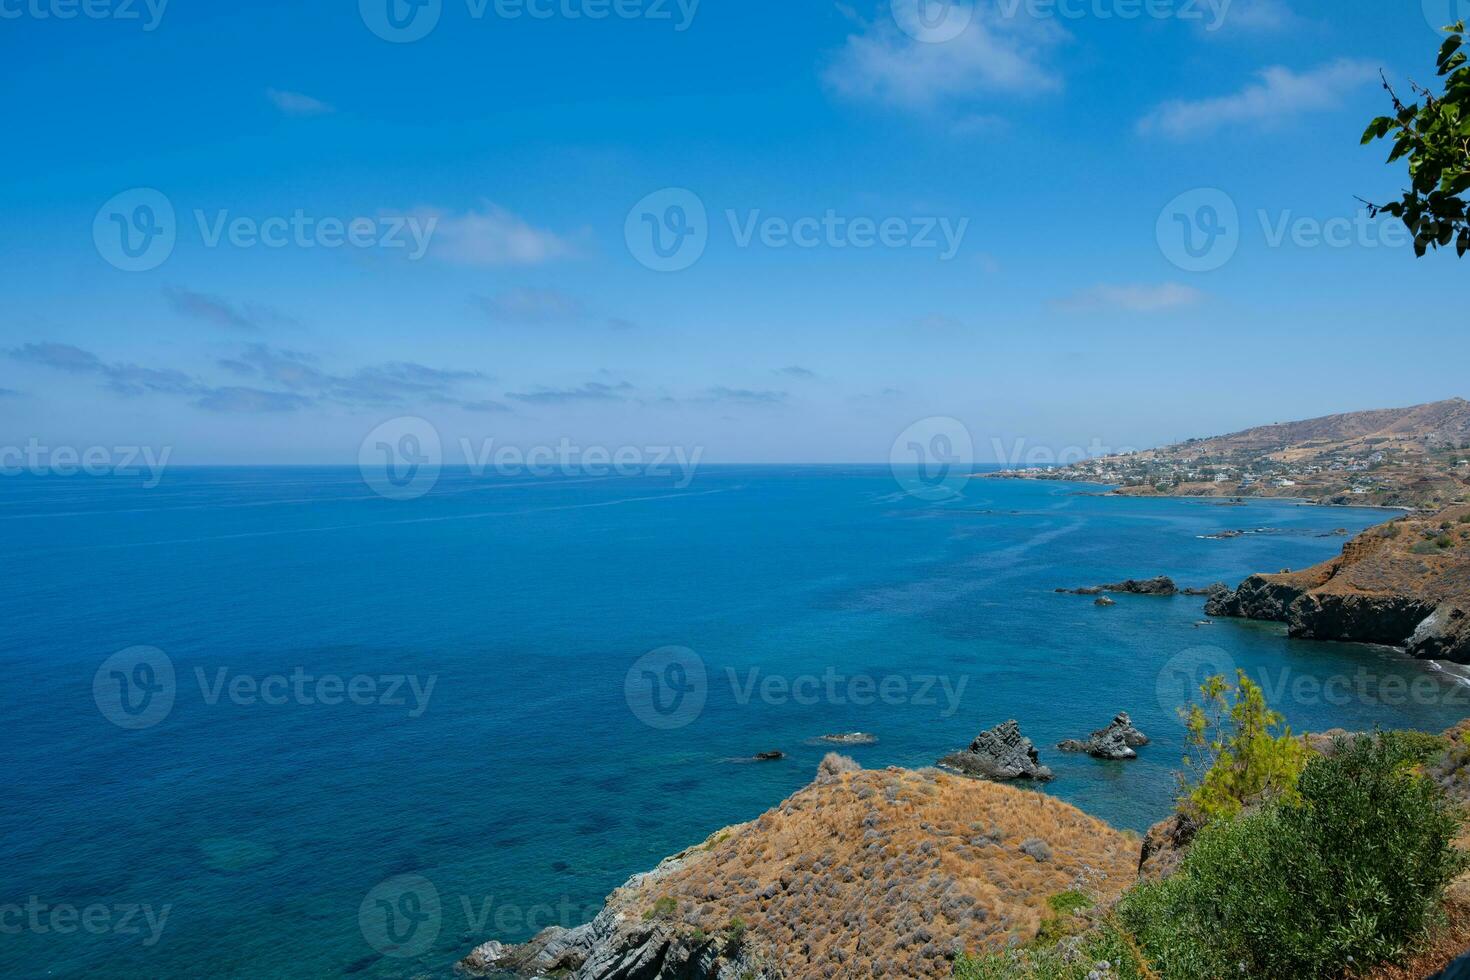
top-left (1182, 398), bottom-right (1470, 456)
top-left (993, 398), bottom-right (1470, 510)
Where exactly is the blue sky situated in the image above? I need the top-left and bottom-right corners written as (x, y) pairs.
top-left (1, 0), bottom-right (1466, 464)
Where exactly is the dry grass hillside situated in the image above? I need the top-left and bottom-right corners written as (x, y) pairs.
top-left (613, 765), bottom-right (1139, 978)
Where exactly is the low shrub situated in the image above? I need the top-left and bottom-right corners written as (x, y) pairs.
top-left (953, 921), bottom-right (1146, 980)
top-left (1118, 732), bottom-right (1467, 979)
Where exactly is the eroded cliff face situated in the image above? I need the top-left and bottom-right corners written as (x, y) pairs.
top-left (459, 764), bottom-right (1140, 980)
top-left (1207, 506), bottom-right (1470, 662)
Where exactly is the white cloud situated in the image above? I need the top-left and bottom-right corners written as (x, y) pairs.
top-left (1137, 59), bottom-right (1377, 139)
top-left (266, 88), bottom-right (335, 116)
top-left (420, 204), bottom-right (579, 266)
top-left (1055, 283), bottom-right (1204, 313)
top-left (824, 2), bottom-right (1062, 112)
top-left (1202, 0), bottom-right (1300, 36)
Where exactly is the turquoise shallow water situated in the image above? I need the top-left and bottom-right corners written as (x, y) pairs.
top-left (3, 465), bottom-right (1467, 978)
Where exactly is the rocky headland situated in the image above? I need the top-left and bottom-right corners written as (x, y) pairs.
top-left (1206, 504), bottom-right (1470, 662)
top-left (460, 759), bottom-right (1139, 979)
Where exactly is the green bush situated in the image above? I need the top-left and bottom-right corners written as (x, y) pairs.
top-left (1385, 728), bottom-right (1453, 766)
top-left (643, 896), bottom-right (678, 921)
top-left (1413, 541), bottom-right (1442, 554)
top-left (1119, 732), bottom-right (1467, 978)
top-left (953, 922), bottom-right (1146, 980)
top-left (1179, 671), bottom-right (1308, 820)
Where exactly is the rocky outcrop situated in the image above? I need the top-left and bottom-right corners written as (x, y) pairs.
top-left (1063, 576), bottom-right (1180, 597)
top-left (816, 732), bottom-right (877, 745)
top-left (1058, 713), bottom-right (1149, 761)
top-left (938, 720), bottom-right (1054, 781)
top-left (1407, 603), bottom-right (1470, 661)
top-left (1204, 573), bottom-right (1306, 621)
top-left (1138, 812), bottom-right (1200, 880)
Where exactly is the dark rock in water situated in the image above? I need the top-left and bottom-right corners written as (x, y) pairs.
top-left (753, 750), bottom-right (784, 761)
top-left (1094, 596), bottom-right (1115, 607)
top-left (1057, 712), bottom-right (1148, 760)
top-left (1204, 574), bottom-right (1304, 620)
top-left (1104, 576), bottom-right (1179, 596)
top-left (1181, 582), bottom-right (1229, 596)
top-left (938, 720), bottom-right (1053, 781)
top-left (1064, 576), bottom-right (1179, 597)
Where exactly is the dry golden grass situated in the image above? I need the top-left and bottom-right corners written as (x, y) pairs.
top-left (615, 766), bottom-right (1139, 979)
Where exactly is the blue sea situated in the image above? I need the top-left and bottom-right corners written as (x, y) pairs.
top-left (5, 465), bottom-right (1468, 978)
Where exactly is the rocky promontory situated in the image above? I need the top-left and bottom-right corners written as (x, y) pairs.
top-left (460, 761), bottom-right (1139, 979)
top-left (1206, 505), bottom-right (1470, 662)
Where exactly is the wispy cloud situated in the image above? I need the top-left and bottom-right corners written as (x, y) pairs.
top-left (10, 342), bottom-right (105, 373)
top-left (195, 387), bottom-right (315, 413)
top-left (164, 287), bottom-right (296, 332)
top-left (775, 365), bottom-right (817, 378)
top-left (11, 341), bottom-right (494, 414)
top-left (704, 386), bottom-right (788, 405)
top-left (824, 1), bottom-right (1063, 112)
top-left (421, 204), bottom-right (579, 266)
top-left (1055, 283), bottom-right (1204, 313)
top-left (506, 381), bottom-right (635, 404)
top-left (267, 88), bottom-right (335, 116)
top-left (462, 398), bottom-right (514, 413)
top-left (1137, 59), bottom-right (1377, 138)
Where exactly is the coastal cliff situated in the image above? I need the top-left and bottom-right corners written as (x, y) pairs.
top-left (460, 761), bottom-right (1140, 979)
top-left (1206, 504), bottom-right (1470, 661)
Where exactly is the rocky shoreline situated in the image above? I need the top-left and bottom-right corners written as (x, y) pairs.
top-left (1204, 505), bottom-right (1470, 663)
